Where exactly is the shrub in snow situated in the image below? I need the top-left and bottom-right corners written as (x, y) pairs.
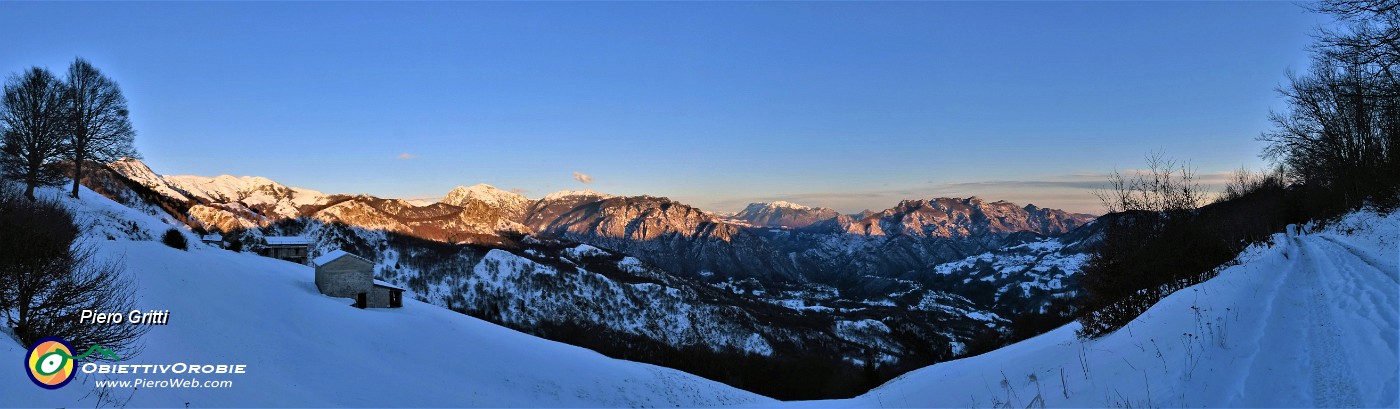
top-left (161, 228), bottom-right (187, 250)
top-left (0, 190), bottom-right (147, 355)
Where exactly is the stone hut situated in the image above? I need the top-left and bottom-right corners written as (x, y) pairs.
top-left (259, 236), bottom-right (312, 264)
top-left (312, 249), bottom-right (403, 309)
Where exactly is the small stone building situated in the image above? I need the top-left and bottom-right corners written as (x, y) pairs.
top-left (312, 249), bottom-right (403, 309)
top-left (259, 236), bottom-right (311, 264)
top-left (200, 234), bottom-right (224, 248)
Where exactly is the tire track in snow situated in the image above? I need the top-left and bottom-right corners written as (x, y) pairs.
top-left (1312, 236), bottom-right (1399, 346)
top-left (1298, 236), bottom-right (1365, 408)
top-left (1308, 236), bottom-right (1400, 406)
top-left (1234, 235), bottom-right (1308, 406)
top-left (1317, 234), bottom-right (1398, 285)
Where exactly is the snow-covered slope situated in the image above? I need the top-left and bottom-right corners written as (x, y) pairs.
top-left (791, 208), bottom-right (1398, 408)
top-left (443, 184), bottom-right (530, 213)
top-left (161, 174), bottom-right (328, 217)
top-left (928, 237), bottom-right (1089, 313)
top-left (107, 158), bottom-right (196, 203)
top-left (1, 186), bottom-right (771, 407)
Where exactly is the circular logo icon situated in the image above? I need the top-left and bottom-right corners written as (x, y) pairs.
top-left (26, 337), bottom-right (76, 389)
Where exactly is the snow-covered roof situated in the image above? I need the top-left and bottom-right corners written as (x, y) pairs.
top-left (312, 249), bottom-right (371, 267)
top-left (264, 236), bottom-right (311, 246)
top-left (373, 279), bottom-right (405, 291)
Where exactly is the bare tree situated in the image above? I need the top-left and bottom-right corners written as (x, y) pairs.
top-left (1263, 0), bottom-right (1400, 207)
top-left (63, 58), bottom-right (137, 199)
top-left (1079, 152), bottom-right (1209, 338)
top-left (1092, 151), bottom-right (1204, 214)
top-left (1313, 0), bottom-right (1400, 70)
top-left (0, 68), bottom-right (69, 200)
top-left (1218, 166), bottom-right (1288, 203)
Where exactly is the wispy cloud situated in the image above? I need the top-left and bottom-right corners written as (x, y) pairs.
top-left (572, 171), bottom-right (594, 184)
top-left (396, 153), bottom-right (416, 160)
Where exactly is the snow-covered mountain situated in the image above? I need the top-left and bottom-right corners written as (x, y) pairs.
top-left (1, 184), bottom-right (771, 407)
top-left (106, 158), bottom-right (197, 203)
top-left (441, 183), bottom-right (532, 222)
top-left (540, 189), bottom-right (612, 202)
top-left (733, 200), bottom-right (844, 228)
top-left (110, 158), bottom-right (329, 232)
top-left (108, 159), bottom-right (1091, 247)
top-left (99, 158), bottom-right (1101, 322)
top-left (922, 235), bottom-right (1091, 316)
top-left (443, 184), bottom-right (526, 208)
top-left (521, 189), bottom-right (616, 230)
top-left (812, 197), bottom-right (1093, 238)
top-left (161, 174), bottom-right (329, 216)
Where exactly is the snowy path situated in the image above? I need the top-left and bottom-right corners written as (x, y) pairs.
top-left (1299, 236), bottom-right (1363, 407)
top-left (1302, 234), bottom-right (1400, 406)
top-left (1235, 233), bottom-right (1308, 407)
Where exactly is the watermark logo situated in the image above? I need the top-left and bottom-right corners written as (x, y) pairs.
top-left (24, 337), bottom-right (117, 389)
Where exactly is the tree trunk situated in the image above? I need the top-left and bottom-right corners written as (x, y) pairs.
top-left (70, 156), bottom-right (83, 199)
top-left (14, 289), bottom-right (29, 344)
top-left (24, 168), bottom-right (37, 201)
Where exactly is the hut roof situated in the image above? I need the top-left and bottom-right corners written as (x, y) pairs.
top-left (373, 279), bottom-right (405, 291)
top-left (265, 236), bottom-right (312, 246)
top-left (312, 249), bottom-right (372, 267)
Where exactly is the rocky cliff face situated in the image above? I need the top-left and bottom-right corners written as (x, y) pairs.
top-left (530, 195), bottom-right (803, 282)
top-left (733, 201), bottom-right (843, 228)
top-left (442, 184), bottom-right (531, 221)
top-left (522, 190), bottom-right (612, 230)
top-left (823, 197), bottom-right (1093, 238)
top-left (540, 196), bottom-right (737, 241)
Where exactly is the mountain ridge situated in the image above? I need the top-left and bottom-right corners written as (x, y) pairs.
top-left (110, 158), bottom-right (1092, 242)
top-left (108, 158), bottom-right (1098, 291)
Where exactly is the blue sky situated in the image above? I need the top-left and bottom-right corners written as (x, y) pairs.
top-left (0, 2), bottom-right (1325, 214)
